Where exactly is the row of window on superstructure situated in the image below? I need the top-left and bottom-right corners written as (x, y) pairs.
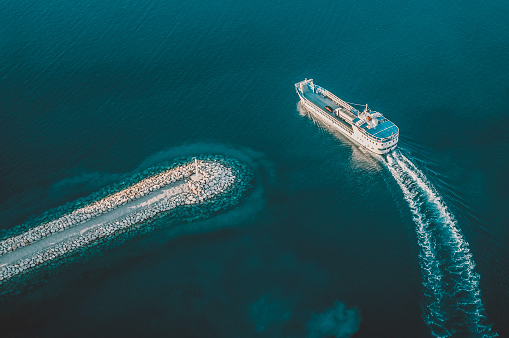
top-left (360, 134), bottom-right (397, 147)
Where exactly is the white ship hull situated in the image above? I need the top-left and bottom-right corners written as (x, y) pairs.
top-left (296, 79), bottom-right (399, 155)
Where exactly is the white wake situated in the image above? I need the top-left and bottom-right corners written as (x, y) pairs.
top-left (384, 150), bottom-right (496, 337)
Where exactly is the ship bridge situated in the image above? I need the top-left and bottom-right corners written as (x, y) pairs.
top-left (353, 116), bottom-right (399, 140)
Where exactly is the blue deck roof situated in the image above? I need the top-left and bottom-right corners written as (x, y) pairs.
top-left (363, 120), bottom-right (398, 138)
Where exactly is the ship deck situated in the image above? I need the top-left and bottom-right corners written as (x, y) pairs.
top-left (301, 86), bottom-right (354, 131)
top-left (301, 85), bottom-right (338, 110)
top-left (301, 84), bottom-right (398, 140)
top-left (301, 84), bottom-right (358, 118)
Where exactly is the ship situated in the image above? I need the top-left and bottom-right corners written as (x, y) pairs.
top-left (295, 79), bottom-right (399, 154)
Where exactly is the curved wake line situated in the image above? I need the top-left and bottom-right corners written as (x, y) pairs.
top-left (385, 150), bottom-right (496, 337)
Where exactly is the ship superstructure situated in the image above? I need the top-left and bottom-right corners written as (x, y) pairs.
top-left (295, 79), bottom-right (399, 154)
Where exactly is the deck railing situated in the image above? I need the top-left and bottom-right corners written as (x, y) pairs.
top-left (297, 80), bottom-right (398, 143)
top-left (321, 89), bottom-right (356, 113)
top-left (303, 98), bottom-right (353, 134)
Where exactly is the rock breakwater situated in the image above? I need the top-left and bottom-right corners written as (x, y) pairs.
top-left (0, 157), bottom-right (251, 283)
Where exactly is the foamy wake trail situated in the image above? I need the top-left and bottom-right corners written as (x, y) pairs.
top-left (385, 150), bottom-right (496, 337)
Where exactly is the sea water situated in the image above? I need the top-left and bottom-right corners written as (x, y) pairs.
top-left (1, 0), bottom-right (508, 336)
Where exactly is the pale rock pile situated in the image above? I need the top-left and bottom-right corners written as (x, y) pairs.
top-left (0, 159), bottom-right (240, 282)
top-left (0, 162), bottom-right (195, 255)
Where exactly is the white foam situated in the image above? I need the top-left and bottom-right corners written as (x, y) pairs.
top-left (384, 150), bottom-right (495, 337)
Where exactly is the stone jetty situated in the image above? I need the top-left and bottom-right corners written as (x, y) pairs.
top-left (0, 157), bottom-right (248, 283)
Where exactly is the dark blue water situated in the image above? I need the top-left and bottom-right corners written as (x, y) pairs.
top-left (1, 0), bottom-right (508, 336)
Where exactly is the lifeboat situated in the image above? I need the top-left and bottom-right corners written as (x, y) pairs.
top-left (325, 106), bottom-right (333, 113)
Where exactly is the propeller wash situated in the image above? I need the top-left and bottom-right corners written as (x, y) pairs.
top-left (385, 150), bottom-right (496, 337)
